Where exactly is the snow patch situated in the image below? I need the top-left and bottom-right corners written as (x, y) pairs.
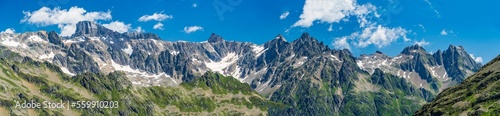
top-left (191, 58), bottom-right (202, 63)
top-left (1, 39), bottom-right (27, 48)
top-left (205, 52), bottom-right (240, 74)
top-left (63, 37), bottom-right (85, 43)
top-left (38, 52), bottom-right (55, 59)
top-left (112, 60), bottom-right (175, 86)
top-left (231, 66), bottom-right (243, 80)
top-left (122, 44), bottom-right (133, 56)
top-left (152, 39), bottom-right (163, 47)
top-left (28, 35), bottom-right (47, 43)
top-left (170, 51), bottom-right (179, 55)
top-left (357, 61), bottom-right (365, 69)
top-left (111, 60), bottom-right (141, 73)
top-left (251, 45), bottom-right (266, 58)
top-left (329, 55), bottom-right (342, 62)
top-left (88, 37), bottom-right (100, 41)
top-left (60, 67), bottom-right (75, 76)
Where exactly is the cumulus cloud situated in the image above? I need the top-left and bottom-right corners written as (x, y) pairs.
top-left (102, 21), bottom-right (131, 33)
top-left (414, 39), bottom-right (430, 46)
top-left (441, 29), bottom-right (454, 36)
top-left (333, 37), bottom-right (351, 50)
top-left (21, 6), bottom-right (112, 36)
top-left (440, 29), bottom-right (447, 35)
top-left (279, 11), bottom-right (290, 20)
top-left (355, 25), bottom-right (409, 48)
top-left (1, 28), bottom-right (15, 34)
top-left (292, 0), bottom-right (376, 28)
top-left (333, 25), bottom-right (409, 49)
top-left (469, 54), bottom-right (483, 63)
top-left (138, 12), bottom-right (172, 22)
top-left (327, 25), bottom-right (333, 32)
top-left (183, 26), bottom-right (203, 34)
top-left (153, 22), bottom-right (164, 30)
top-left (293, 0), bottom-right (413, 49)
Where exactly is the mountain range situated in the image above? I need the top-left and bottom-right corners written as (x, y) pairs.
top-left (0, 21), bottom-right (485, 115)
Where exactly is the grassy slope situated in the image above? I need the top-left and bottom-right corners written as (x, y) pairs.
top-left (414, 55), bottom-right (500, 116)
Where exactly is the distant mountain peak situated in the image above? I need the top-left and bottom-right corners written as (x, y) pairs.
top-left (275, 34), bottom-right (286, 41)
top-left (297, 32), bottom-right (313, 42)
top-left (447, 45), bottom-right (465, 51)
top-left (401, 44), bottom-right (426, 54)
top-left (287, 32), bottom-right (330, 57)
top-left (71, 21), bottom-right (160, 40)
top-left (208, 33), bottom-right (224, 43)
top-left (72, 21), bottom-right (116, 37)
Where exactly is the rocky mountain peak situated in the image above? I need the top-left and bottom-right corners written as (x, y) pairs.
top-left (445, 45), bottom-right (467, 55)
top-left (72, 21), bottom-right (161, 41)
top-left (275, 34), bottom-right (286, 41)
top-left (264, 34), bottom-right (288, 47)
top-left (72, 21), bottom-right (116, 37)
top-left (296, 32), bottom-right (314, 42)
top-left (288, 32), bottom-right (329, 57)
top-left (443, 45), bottom-right (472, 59)
top-left (208, 33), bottom-right (224, 43)
top-left (401, 44), bottom-right (426, 54)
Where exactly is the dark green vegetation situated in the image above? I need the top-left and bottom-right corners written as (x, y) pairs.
top-left (415, 55), bottom-right (500, 116)
top-left (0, 47), bottom-right (278, 115)
top-left (268, 69), bottom-right (431, 116)
top-left (181, 71), bottom-right (254, 95)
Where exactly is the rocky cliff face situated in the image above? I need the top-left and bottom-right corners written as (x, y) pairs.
top-left (356, 45), bottom-right (481, 93)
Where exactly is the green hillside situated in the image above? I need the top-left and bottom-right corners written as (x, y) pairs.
top-left (415, 55), bottom-right (500, 116)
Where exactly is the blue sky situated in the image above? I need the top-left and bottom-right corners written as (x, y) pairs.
top-left (1, 0), bottom-right (499, 63)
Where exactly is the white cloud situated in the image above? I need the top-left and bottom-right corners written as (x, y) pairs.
top-left (183, 26), bottom-right (203, 34)
top-left (332, 24), bottom-right (410, 49)
top-left (21, 6), bottom-right (112, 36)
top-left (153, 22), bottom-right (164, 30)
top-left (424, 0), bottom-right (440, 18)
top-left (138, 12), bottom-right (172, 22)
top-left (354, 4), bottom-right (377, 28)
top-left (469, 54), bottom-right (483, 63)
top-left (333, 37), bottom-right (351, 50)
top-left (294, 0), bottom-right (412, 49)
top-left (134, 26), bottom-right (144, 33)
top-left (441, 29), bottom-right (454, 36)
top-left (414, 39), bottom-right (430, 46)
top-left (417, 24), bottom-right (426, 32)
top-left (292, 0), bottom-right (376, 28)
top-left (102, 21), bottom-right (131, 33)
top-left (440, 29), bottom-right (448, 35)
top-left (279, 11), bottom-right (290, 20)
top-left (193, 3), bottom-right (198, 8)
top-left (354, 25), bottom-right (409, 48)
top-left (1, 28), bottom-right (15, 34)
